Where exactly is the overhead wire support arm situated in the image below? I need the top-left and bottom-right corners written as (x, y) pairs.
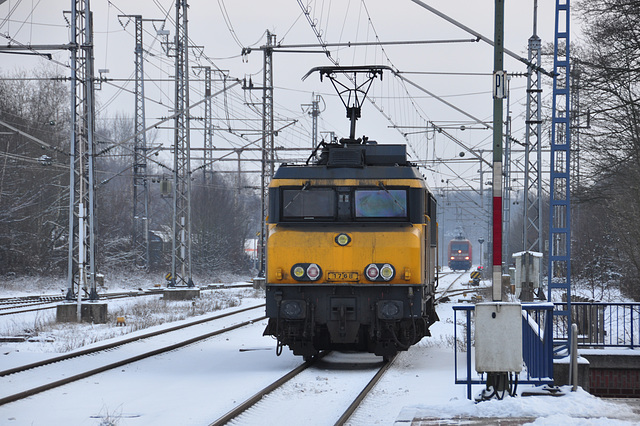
top-left (410, 0), bottom-right (554, 78)
top-left (191, 120), bottom-right (299, 174)
top-left (393, 70), bottom-right (492, 132)
top-left (0, 44), bottom-right (73, 51)
top-left (250, 38), bottom-right (480, 50)
top-left (0, 35), bottom-right (74, 61)
top-left (429, 124), bottom-right (492, 169)
top-left (0, 119), bottom-right (70, 156)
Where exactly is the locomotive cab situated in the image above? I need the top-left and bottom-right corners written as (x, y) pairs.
top-left (263, 141), bottom-right (439, 359)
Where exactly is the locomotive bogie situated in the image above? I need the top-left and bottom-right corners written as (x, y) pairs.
top-left (264, 284), bottom-right (434, 358)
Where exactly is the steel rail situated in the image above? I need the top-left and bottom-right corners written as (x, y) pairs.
top-left (0, 284), bottom-right (252, 316)
top-left (334, 355), bottom-right (398, 426)
top-left (0, 292), bottom-right (149, 316)
top-left (0, 310), bottom-right (266, 406)
top-left (208, 354), bottom-right (326, 426)
top-left (0, 304), bottom-right (264, 377)
top-left (435, 272), bottom-right (466, 303)
top-left (0, 304), bottom-right (58, 316)
top-left (210, 352), bottom-right (393, 426)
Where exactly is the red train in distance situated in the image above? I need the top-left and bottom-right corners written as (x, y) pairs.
top-left (448, 237), bottom-right (472, 271)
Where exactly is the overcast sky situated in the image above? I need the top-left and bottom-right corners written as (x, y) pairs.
top-left (0, 0), bottom-right (577, 190)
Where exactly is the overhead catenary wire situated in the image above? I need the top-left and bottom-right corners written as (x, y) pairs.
top-left (0, 0), bottom-right (320, 174)
top-left (1, 1), bottom-right (537, 196)
top-left (217, 0), bottom-right (243, 48)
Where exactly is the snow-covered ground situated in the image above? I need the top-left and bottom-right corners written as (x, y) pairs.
top-left (0, 271), bottom-right (639, 425)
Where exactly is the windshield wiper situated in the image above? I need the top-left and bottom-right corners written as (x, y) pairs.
top-left (378, 181), bottom-right (407, 214)
top-left (283, 181), bottom-right (310, 212)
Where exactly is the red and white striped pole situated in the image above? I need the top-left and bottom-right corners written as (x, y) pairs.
top-left (492, 0), bottom-right (505, 301)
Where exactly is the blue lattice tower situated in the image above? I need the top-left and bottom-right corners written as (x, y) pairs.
top-left (548, 0), bottom-right (572, 353)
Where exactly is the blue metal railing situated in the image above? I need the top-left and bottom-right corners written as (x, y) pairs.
top-left (522, 303), bottom-right (554, 379)
top-left (453, 301), bottom-right (640, 399)
top-left (553, 302), bottom-right (640, 348)
top-left (453, 303), bottom-right (555, 400)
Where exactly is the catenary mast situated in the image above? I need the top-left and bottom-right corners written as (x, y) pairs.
top-left (170, 0), bottom-right (194, 286)
top-left (66, 0), bottom-right (98, 308)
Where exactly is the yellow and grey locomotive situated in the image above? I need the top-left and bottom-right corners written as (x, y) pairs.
top-left (263, 64), bottom-right (438, 360)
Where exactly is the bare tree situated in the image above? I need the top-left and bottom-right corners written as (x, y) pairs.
top-left (0, 67), bottom-right (69, 275)
top-left (190, 170), bottom-right (257, 276)
top-left (572, 0), bottom-right (640, 299)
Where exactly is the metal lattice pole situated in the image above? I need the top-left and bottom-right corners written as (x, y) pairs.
top-left (170, 0), bottom-right (193, 287)
top-left (258, 31), bottom-right (275, 277)
top-left (122, 15), bottom-right (151, 272)
top-left (203, 66), bottom-right (214, 183)
top-left (523, 0), bottom-right (543, 255)
top-left (311, 93), bottom-right (320, 150)
top-left (66, 0), bottom-right (98, 304)
top-left (548, 0), bottom-right (572, 351)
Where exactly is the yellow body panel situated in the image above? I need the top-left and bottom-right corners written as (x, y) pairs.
top-left (267, 225), bottom-right (425, 285)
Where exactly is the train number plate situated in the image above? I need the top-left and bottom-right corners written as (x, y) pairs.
top-left (327, 271), bottom-right (359, 282)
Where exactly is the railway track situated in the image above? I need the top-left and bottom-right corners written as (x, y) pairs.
top-left (0, 303), bottom-right (266, 406)
top-left (0, 295), bottom-right (65, 314)
top-left (435, 271), bottom-right (491, 304)
top-left (435, 271), bottom-right (467, 303)
top-left (211, 352), bottom-right (396, 426)
top-left (0, 283), bottom-right (253, 316)
top-left (0, 291), bottom-right (154, 316)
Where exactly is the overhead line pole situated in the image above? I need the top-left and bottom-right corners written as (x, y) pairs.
top-left (12, 4), bottom-right (101, 307)
top-left (503, 75), bottom-right (512, 274)
top-left (170, 0), bottom-right (193, 287)
top-left (133, 14), bottom-right (150, 272)
top-left (259, 31), bottom-right (276, 278)
top-left (491, 0), bottom-right (505, 301)
top-left (65, 0), bottom-right (99, 306)
top-left (203, 67), bottom-right (214, 183)
top-left (549, 0), bottom-right (572, 353)
top-left (523, 0), bottom-right (544, 258)
top-left (243, 31), bottom-right (317, 278)
top-left (119, 14), bottom-right (164, 272)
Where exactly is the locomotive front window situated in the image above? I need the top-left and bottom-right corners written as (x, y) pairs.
top-left (354, 189), bottom-right (407, 218)
top-left (282, 188), bottom-right (335, 219)
top-left (451, 243), bottom-right (469, 252)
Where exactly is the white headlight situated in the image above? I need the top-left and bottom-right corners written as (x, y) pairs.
top-left (380, 264), bottom-right (394, 281)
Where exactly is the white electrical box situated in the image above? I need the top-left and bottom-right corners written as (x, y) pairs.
top-left (475, 302), bottom-right (523, 373)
